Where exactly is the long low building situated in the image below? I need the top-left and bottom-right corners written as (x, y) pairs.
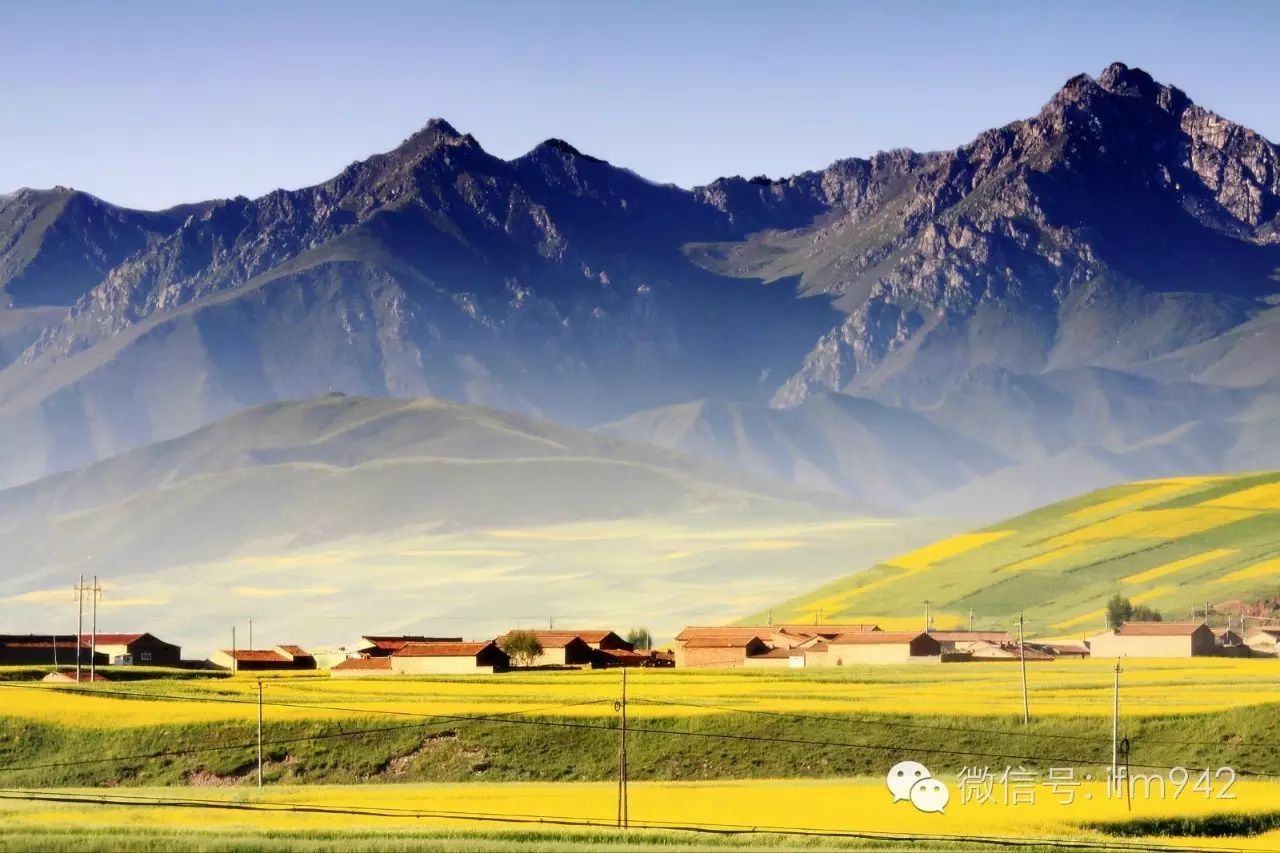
top-left (673, 628), bottom-right (772, 668)
top-left (1087, 622), bottom-right (1216, 658)
top-left (674, 625), bottom-right (887, 668)
top-left (331, 657), bottom-right (394, 677)
top-left (495, 630), bottom-right (636, 667)
top-left (390, 641), bottom-right (509, 674)
top-left (208, 645), bottom-right (317, 671)
top-left (83, 632), bottom-right (181, 666)
top-left (0, 635), bottom-right (103, 667)
top-left (356, 635), bottom-right (464, 657)
top-left (815, 631), bottom-right (943, 665)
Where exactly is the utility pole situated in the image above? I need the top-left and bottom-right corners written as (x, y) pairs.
top-left (89, 576), bottom-right (101, 681)
top-left (617, 668), bottom-right (629, 829)
top-left (924, 600), bottom-right (931, 634)
top-left (257, 679), bottom-right (264, 788)
top-left (969, 609), bottom-right (975, 633)
top-left (232, 626), bottom-right (238, 675)
top-left (74, 575), bottom-right (85, 683)
top-left (549, 616), bottom-right (554, 630)
top-left (1111, 660), bottom-right (1121, 795)
top-left (1018, 612), bottom-right (1030, 725)
top-left (248, 618), bottom-right (254, 650)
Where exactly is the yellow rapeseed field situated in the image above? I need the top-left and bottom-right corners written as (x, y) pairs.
top-left (1213, 557), bottom-right (1280, 585)
top-left (11, 658), bottom-right (1280, 727)
top-left (4, 778), bottom-right (1280, 850)
top-left (1066, 481), bottom-right (1193, 521)
top-left (1047, 507), bottom-right (1255, 547)
top-left (1206, 481), bottom-right (1280, 510)
top-left (884, 531), bottom-right (1012, 570)
top-left (1122, 548), bottom-right (1237, 584)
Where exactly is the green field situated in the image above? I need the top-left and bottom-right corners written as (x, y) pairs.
top-left (8, 665), bottom-right (1280, 850)
top-left (762, 472), bottom-right (1280, 636)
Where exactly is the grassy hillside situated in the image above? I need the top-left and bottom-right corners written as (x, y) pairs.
top-left (761, 471), bottom-right (1280, 636)
top-left (0, 394), bottom-right (941, 653)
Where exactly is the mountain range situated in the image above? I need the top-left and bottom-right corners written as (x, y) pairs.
top-left (2, 62), bottom-right (1279, 518)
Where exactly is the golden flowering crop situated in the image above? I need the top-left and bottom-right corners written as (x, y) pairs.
top-left (1047, 508), bottom-right (1255, 547)
top-left (5, 778), bottom-right (1280, 850)
top-left (885, 531), bottom-right (1012, 570)
top-left (1122, 549), bottom-right (1237, 585)
top-left (1067, 481), bottom-right (1194, 521)
top-left (1206, 482), bottom-right (1280, 510)
top-left (12, 658), bottom-right (1280, 728)
top-left (1213, 557), bottom-right (1280, 586)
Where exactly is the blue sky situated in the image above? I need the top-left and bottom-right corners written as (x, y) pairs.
top-left (3, 1), bottom-right (1277, 209)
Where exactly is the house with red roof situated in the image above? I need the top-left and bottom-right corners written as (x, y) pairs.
top-left (80, 632), bottom-right (181, 667)
top-left (356, 635), bottom-right (464, 657)
top-left (330, 656), bottom-right (394, 678)
top-left (0, 635), bottom-right (103, 667)
top-left (495, 631), bottom-right (598, 667)
top-left (389, 641), bottom-right (510, 674)
top-left (208, 645), bottom-right (317, 671)
top-left (673, 628), bottom-right (772, 668)
top-left (814, 631), bottom-right (943, 665)
top-left (1088, 622), bottom-right (1216, 658)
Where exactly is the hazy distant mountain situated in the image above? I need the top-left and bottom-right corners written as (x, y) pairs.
top-left (1, 62), bottom-right (1278, 515)
top-left (0, 393), bottom-right (852, 573)
top-left (601, 394), bottom-right (1009, 510)
top-left (0, 394), bottom-right (937, 649)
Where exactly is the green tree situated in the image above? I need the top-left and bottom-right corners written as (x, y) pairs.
top-left (1106, 593), bottom-right (1132, 628)
top-left (626, 628), bottom-right (653, 651)
top-left (1106, 594), bottom-right (1162, 628)
top-left (499, 630), bottom-right (544, 667)
top-left (1131, 604), bottom-right (1163, 622)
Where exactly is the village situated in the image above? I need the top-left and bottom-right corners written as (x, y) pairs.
top-left (0, 617), bottom-right (1273, 679)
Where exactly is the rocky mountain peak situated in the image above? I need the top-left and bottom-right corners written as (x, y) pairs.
top-left (380, 117), bottom-right (480, 167)
top-left (530, 138), bottom-right (605, 164)
top-left (1097, 61), bottom-right (1192, 116)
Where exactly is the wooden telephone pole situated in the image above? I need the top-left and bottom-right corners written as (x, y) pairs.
top-left (1018, 612), bottom-right (1030, 724)
top-left (616, 669), bottom-right (629, 828)
top-left (257, 679), bottom-right (265, 788)
top-left (89, 576), bottom-right (101, 681)
top-left (1111, 661), bottom-right (1122, 794)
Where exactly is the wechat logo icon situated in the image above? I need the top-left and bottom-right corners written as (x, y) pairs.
top-left (887, 760), bottom-right (950, 814)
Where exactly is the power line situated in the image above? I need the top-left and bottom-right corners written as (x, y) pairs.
top-left (3, 681), bottom-right (1278, 778)
top-left (0, 788), bottom-right (1262, 853)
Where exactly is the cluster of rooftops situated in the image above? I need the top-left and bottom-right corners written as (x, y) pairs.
top-left (2, 619), bottom-right (1272, 679)
top-left (671, 620), bottom-right (1266, 666)
top-left (670, 624), bottom-right (1088, 668)
top-left (217, 630), bottom-right (669, 675)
